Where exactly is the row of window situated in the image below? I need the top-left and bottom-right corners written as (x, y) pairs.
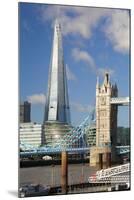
top-left (20, 126), bottom-right (42, 128)
top-left (20, 135), bottom-right (41, 139)
top-left (21, 139), bottom-right (41, 143)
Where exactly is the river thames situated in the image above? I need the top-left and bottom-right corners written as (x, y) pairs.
top-left (20, 163), bottom-right (99, 186)
top-left (19, 162), bottom-right (130, 196)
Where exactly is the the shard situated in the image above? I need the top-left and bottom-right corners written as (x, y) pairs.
top-left (43, 19), bottom-right (71, 146)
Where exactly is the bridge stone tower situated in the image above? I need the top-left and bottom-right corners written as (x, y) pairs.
top-left (42, 19), bottom-right (72, 146)
top-left (90, 73), bottom-right (118, 166)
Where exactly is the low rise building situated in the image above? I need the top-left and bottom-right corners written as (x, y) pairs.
top-left (20, 122), bottom-right (42, 147)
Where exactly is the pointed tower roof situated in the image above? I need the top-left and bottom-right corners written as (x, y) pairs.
top-left (44, 19), bottom-right (70, 124)
top-left (103, 72), bottom-right (109, 85)
top-left (96, 76), bottom-right (99, 86)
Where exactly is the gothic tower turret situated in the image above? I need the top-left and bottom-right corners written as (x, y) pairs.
top-left (96, 72), bottom-right (112, 146)
top-left (90, 72), bottom-right (118, 166)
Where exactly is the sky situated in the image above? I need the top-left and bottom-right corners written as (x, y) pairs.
top-left (19, 3), bottom-right (130, 127)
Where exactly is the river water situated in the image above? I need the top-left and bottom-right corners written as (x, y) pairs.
top-left (19, 163), bottom-right (99, 186)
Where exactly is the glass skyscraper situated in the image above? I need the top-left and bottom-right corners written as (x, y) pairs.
top-left (43, 19), bottom-right (72, 146)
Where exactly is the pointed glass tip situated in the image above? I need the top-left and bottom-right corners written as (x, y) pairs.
top-left (55, 18), bottom-right (60, 26)
top-left (54, 18), bottom-right (61, 32)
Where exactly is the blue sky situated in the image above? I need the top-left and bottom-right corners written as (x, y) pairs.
top-left (19, 3), bottom-right (130, 127)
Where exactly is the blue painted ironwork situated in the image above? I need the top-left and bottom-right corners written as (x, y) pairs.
top-left (20, 109), bottom-right (95, 157)
top-left (20, 147), bottom-right (90, 158)
top-left (20, 107), bottom-right (130, 158)
top-left (20, 144), bottom-right (130, 158)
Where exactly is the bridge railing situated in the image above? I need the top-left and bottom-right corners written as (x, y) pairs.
top-left (88, 163), bottom-right (130, 184)
top-left (96, 163), bottom-right (130, 179)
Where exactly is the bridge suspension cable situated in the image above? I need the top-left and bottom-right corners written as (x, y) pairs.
top-left (20, 108), bottom-right (95, 154)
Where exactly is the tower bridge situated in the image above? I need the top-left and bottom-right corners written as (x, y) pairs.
top-left (20, 72), bottom-right (130, 159)
top-left (20, 19), bottom-right (130, 167)
top-left (20, 144), bottom-right (130, 158)
top-left (19, 19), bottom-right (130, 195)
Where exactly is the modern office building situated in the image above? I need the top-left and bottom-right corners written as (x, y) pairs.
top-left (20, 101), bottom-right (31, 123)
top-left (43, 19), bottom-right (72, 146)
top-left (20, 122), bottom-right (42, 147)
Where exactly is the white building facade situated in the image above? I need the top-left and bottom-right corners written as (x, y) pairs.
top-left (20, 122), bottom-right (42, 147)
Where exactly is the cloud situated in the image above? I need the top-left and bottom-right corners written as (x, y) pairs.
top-left (27, 93), bottom-right (46, 105)
top-left (72, 48), bottom-right (114, 78)
top-left (71, 102), bottom-right (93, 113)
top-left (39, 5), bottom-right (109, 39)
top-left (72, 48), bottom-right (95, 68)
top-left (39, 5), bottom-right (129, 54)
top-left (66, 64), bottom-right (77, 81)
top-left (104, 10), bottom-right (129, 54)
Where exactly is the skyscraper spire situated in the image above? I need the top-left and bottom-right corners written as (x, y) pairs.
top-left (43, 19), bottom-right (71, 145)
top-left (44, 19), bottom-right (70, 123)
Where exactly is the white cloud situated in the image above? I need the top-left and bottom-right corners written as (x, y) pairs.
top-left (27, 93), bottom-right (46, 105)
top-left (72, 48), bottom-right (115, 77)
top-left (40, 5), bottom-right (109, 39)
top-left (39, 5), bottom-right (129, 54)
top-left (66, 64), bottom-right (77, 81)
top-left (71, 102), bottom-right (93, 113)
top-left (72, 48), bottom-right (95, 68)
top-left (104, 10), bottom-right (129, 54)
